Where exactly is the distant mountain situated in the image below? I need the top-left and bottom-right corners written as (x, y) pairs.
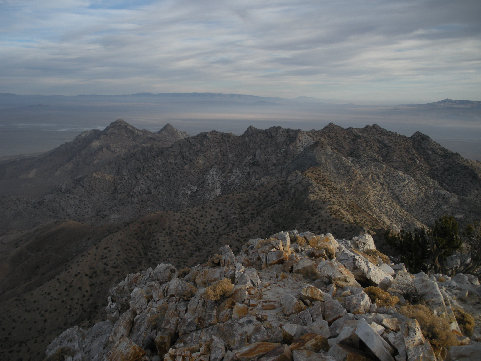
top-left (1, 93), bottom-right (480, 161)
top-left (428, 99), bottom-right (481, 107)
top-left (1, 121), bottom-right (481, 360)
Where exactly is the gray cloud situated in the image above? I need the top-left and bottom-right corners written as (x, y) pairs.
top-left (0, 0), bottom-right (480, 102)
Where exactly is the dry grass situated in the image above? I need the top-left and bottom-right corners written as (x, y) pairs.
top-left (204, 278), bottom-right (234, 301)
top-left (364, 286), bottom-right (399, 307)
top-left (353, 249), bottom-right (390, 266)
top-left (454, 307), bottom-right (475, 336)
top-left (400, 304), bottom-right (459, 355)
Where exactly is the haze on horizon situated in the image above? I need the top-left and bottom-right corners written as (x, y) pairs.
top-left (1, 0), bottom-right (481, 104)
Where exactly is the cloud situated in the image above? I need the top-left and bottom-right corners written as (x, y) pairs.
top-left (0, 0), bottom-right (480, 102)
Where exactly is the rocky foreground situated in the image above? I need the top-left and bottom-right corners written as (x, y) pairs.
top-left (46, 231), bottom-right (481, 361)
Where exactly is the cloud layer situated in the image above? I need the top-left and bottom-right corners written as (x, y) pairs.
top-left (1, 0), bottom-right (480, 103)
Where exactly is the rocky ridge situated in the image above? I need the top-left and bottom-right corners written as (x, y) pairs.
top-left (46, 231), bottom-right (481, 361)
top-left (1, 122), bottom-right (481, 235)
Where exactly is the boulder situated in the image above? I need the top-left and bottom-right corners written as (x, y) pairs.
top-left (281, 293), bottom-right (307, 316)
top-left (447, 342), bottom-right (481, 361)
top-left (337, 246), bottom-right (393, 287)
top-left (343, 291), bottom-right (371, 314)
top-left (354, 319), bottom-right (395, 361)
top-left (152, 263), bottom-right (177, 284)
top-left (402, 319), bottom-right (437, 361)
top-left (300, 285), bottom-right (326, 302)
top-left (290, 333), bottom-right (329, 353)
top-left (272, 231), bottom-right (291, 250)
top-left (317, 259), bottom-right (359, 288)
top-left (307, 233), bottom-right (338, 259)
top-left (293, 258), bottom-right (320, 279)
top-left (219, 245), bottom-right (236, 268)
top-left (109, 309), bottom-right (135, 345)
top-left (267, 250), bottom-right (289, 265)
top-left (258, 344), bottom-right (292, 361)
top-left (166, 278), bottom-right (197, 300)
top-left (323, 297), bottom-right (347, 324)
top-left (210, 336), bottom-right (226, 361)
top-left (236, 266), bottom-right (261, 287)
top-left (351, 234), bottom-right (376, 252)
top-left (129, 287), bottom-right (150, 313)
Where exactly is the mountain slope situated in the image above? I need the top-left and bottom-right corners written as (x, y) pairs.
top-left (1, 121), bottom-right (481, 360)
top-left (1, 122), bottom-right (480, 235)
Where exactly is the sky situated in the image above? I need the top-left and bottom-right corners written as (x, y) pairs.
top-left (0, 0), bottom-right (480, 104)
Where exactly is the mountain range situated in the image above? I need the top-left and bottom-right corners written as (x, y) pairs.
top-left (0, 120), bottom-right (481, 360)
top-left (1, 93), bottom-right (480, 160)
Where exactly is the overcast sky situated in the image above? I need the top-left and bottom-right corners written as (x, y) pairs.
top-left (0, 0), bottom-right (480, 104)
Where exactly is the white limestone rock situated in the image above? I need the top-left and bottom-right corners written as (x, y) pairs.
top-left (337, 245), bottom-right (393, 287)
top-left (354, 319), bottom-right (395, 361)
top-left (351, 233), bottom-right (377, 252)
top-left (317, 259), bottom-right (359, 288)
top-left (402, 319), bottom-right (437, 361)
top-left (343, 291), bottom-right (371, 314)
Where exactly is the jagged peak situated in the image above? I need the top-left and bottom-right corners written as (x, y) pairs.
top-left (242, 125), bottom-right (261, 136)
top-left (364, 123), bottom-right (382, 131)
top-left (322, 122), bottom-right (344, 131)
top-left (410, 130), bottom-right (432, 141)
top-left (159, 123), bottom-right (176, 133)
top-left (157, 123), bottom-right (188, 139)
top-left (103, 119), bottom-right (138, 133)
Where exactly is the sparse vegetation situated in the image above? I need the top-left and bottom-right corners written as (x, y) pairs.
top-left (385, 215), bottom-right (463, 273)
top-left (454, 307), bottom-right (475, 336)
top-left (400, 304), bottom-right (459, 356)
top-left (364, 286), bottom-right (399, 307)
top-left (204, 278), bottom-right (234, 301)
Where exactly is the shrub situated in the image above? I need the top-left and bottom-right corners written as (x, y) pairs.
top-left (454, 308), bottom-right (475, 336)
top-left (364, 286), bottom-right (399, 307)
top-left (204, 278), bottom-right (234, 301)
top-left (385, 215), bottom-right (462, 273)
top-left (400, 304), bottom-right (458, 355)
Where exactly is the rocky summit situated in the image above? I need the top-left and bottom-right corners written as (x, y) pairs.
top-left (46, 230), bottom-right (481, 361)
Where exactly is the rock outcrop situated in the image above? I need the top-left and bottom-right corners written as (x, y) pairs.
top-left (46, 231), bottom-right (481, 361)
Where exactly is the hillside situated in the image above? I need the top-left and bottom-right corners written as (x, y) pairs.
top-left (1, 121), bottom-right (481, 360)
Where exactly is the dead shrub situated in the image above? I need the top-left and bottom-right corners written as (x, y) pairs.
top-left (454, 307), bottom-right (475, 336)
top-left (364, 286), bottom-right (399, 307)
top-left (204, 278), bottom-right (234, 301)
top-left (354, 249), bottom-right (390, 266)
